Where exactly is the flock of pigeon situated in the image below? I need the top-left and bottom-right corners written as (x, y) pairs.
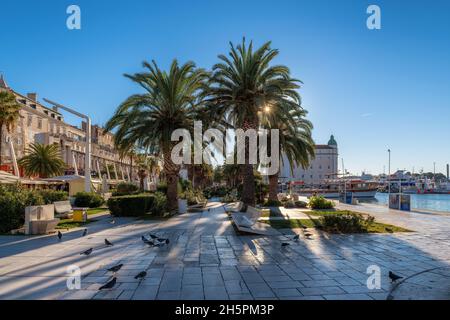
top-left (56, 228), bottom-right (169, 291)
top-left (57, 224), bottom-right (404, 293)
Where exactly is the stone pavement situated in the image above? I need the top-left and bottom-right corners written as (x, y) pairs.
top-left (1, 201), bottom-right (450, 300)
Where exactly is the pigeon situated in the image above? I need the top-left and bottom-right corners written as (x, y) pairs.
top-left (108, 264), bottom-right (123, 273)
top-left (57, 231), bottom-right (62, 240)
top-left (292, 234), bottom-right (300, 241)
top-left (389, 271), bottom-right (403, 282)
top-left (110, 219), bottom-right (115, 224)
top-left (142, 235), bottom-right (153, 244)
top-left (134, 271), bottom-right (147, 279)
top-left (281, 242), bottom-right (290, 247)
top-left (82, 229), bottom-right (88, 236)
top-left (105, 239), bottom-right (113, 246)
top-left (99, 277), bottom-right (116, 290)
top-left (153, 238), bottom-right (170, 247)
top-left (80, 248), bottom-right (93, 256)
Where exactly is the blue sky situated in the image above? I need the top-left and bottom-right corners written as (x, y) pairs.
top-left (1, 0), bottom-right (449, 175)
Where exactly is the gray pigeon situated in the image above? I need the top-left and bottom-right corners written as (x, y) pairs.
top-left (281, 242), bottom-right (290, 247)
top-left (80, 248), bottom-right (93, 255)
top-left (57, 231), bottom-right (62, 240)
top-left (82, 229), bottom-right (87, 236)
top-left (105, 238), bottom-right (113, 246)
top-left (134, 271), bottom-right (147, 279)
top-left (292, 234), bottom-right (300, 241)
top-left (389, 271), bottom-right (403, 282)
top-left (108, 264), bottom-right (123, 273)
top-left (99, 277), bottom-right (116, 290)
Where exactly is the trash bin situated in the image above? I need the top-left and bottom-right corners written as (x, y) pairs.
top-left (72, 208), bottom-right (88, 222)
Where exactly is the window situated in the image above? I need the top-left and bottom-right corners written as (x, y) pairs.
top-left (328, 165), bottom-right (330, 169)
top-left (310, 175), bottom-right (313, 179)
top-left (51, 114), bottom-right (55, 118)
top-left (37, 118), bottom-right (42, 129)
top-left (57, 116), bottom-right (62, 121)
top-left (30, 104), bottom-right (36, 109)
top-left (27, 114), bottom-right (33, 127)
top-left (319, 165), bottom-right (322, 169)
top-left (44, 110), bottom-right (48, 115)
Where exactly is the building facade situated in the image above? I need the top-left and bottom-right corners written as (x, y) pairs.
top-left (0, 75), bottom-right (136, 179)
top-left (279, 135), bottom-right (339, 186)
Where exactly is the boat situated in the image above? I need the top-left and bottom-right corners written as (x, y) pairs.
top-left (288, 179), bottom-right (378, 199)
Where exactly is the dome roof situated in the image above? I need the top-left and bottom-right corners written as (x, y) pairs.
top-left (328, 134), bottom-right (337, 146)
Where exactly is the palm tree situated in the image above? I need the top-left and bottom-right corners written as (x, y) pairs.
top-left (262, 106), bottom-right (315, 202)
top-left (18, 143), bottom-right (66, 178)
top-left (0, 90), bottom-right (21, 167)
top-left (206, 39), bottom-right (302, 206)
top-left (105, 60), bottom-right (208, 211)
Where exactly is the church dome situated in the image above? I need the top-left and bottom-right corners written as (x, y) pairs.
top-left (328, 135), bottom-right (337, 146)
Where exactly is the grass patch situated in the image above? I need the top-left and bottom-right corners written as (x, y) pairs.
top-left (56, 219), bottom-right (95, 229)
top-left (86, 207), bottom-right (109, 215)
top-left (308, 210), bottom-right (355, 216)
top-left (261, 215), bottom-right (411, 233)
top-left (262, 218), bottom-right (319, 229)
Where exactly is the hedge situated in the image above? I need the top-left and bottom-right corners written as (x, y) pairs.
top-left (308, 196), bottom-right (335, 209)
top-left (107, 192), bottom-right (167, 217)
top-left (113, 182), bottom-right (139, 196)
top-left (74, 192), bottom-right (104, 208)
top-left (0, 185), bottom-right (68, 233)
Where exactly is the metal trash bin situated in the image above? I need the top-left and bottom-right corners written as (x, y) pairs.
top-left (72, 207), bottom-right (88, 222)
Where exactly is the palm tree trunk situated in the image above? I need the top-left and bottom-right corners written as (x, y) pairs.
top-left (268, 172), bottom-right (279, 202)
top-left (240, 119), bottom-right (257, 206)
top-left (163, 145), bottom-right (180, 212)
top-left (0, 125), bottom-right (3, 167)
top-left (129, 155), bottom-right (133, 182)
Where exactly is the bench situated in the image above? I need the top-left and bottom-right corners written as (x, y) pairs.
top-left (25, 204), bottom-right (60, 235)
top-left (54, 200), bottom-right (73, 219)
top-left (226, 201), bottom-right (244, 213)
top-left (230, 206), bottom-right (278, 236)
top-left (188, 197), bottom-right (207, 211)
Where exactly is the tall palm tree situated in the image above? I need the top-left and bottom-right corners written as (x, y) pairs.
top-left (261, 106), bottom-right (315, 202)
top-left (105, 60), bottom-right (208, 211)
top-left (206, 39), bottom-right (302, 206)
top-left (18, 143), bottom-right (66, 178)
top-left (0, 90), bottom-right (21, 167)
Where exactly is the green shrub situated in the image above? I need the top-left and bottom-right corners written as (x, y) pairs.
top-left (156, 182), bottom-right (168, 194)
top-left (107, 192), bottom-right (167, 217)
top-left (295, 200), bottom-right (308, 208)
top-left (308, 196), bottom-right (335, 209)
top-left (151, 192), bottom-right (167, 216)
top-left (319, 212), bottom-right (375, 233)
top-left (284, 200), bottom-right (296, 208)
top-left (264, 199), bottom-right (282, 207)
top-left (38, 190), bottom-right (68, 204)
top-left (114, 182), bottom-right (139, 196)
top-left (74, 192), bottom-right (104, 208)
top-left (0, 184), bottom-right (46, 233)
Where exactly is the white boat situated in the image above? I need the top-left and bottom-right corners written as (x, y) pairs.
top-left (290, 179), bottom-right (378, 199)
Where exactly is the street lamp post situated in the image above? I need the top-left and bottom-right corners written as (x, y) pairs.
top-left (44, 98), bottom-right (91, 192)
top-left (388, 149), bottom-right (391, 200)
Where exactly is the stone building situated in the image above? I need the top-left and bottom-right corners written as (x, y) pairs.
top-left (279, 135), bottom-right (339, 186)
top-left (0, 75), bottom-right (136, 179)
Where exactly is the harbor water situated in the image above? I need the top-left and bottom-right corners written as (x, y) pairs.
top-left (370, 193), bottom-right (450, 213)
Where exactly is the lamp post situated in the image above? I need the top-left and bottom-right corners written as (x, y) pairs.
top-left (387, 149), bottom-right (391, 200)
top-left (44, 98), bottom-right (91, 192)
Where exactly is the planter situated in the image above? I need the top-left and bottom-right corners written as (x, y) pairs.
top-left (178, 199), bottom-right (187, 214)
top-left (24, 204), bottom-right (58, 235)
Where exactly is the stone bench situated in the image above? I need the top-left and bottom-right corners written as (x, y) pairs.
top-left (54, 200), bottom-right (73, 219)
top-left (226, 201), bottom-right (244, 213)
top-left (25, 204), bottom-right (60, 235)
